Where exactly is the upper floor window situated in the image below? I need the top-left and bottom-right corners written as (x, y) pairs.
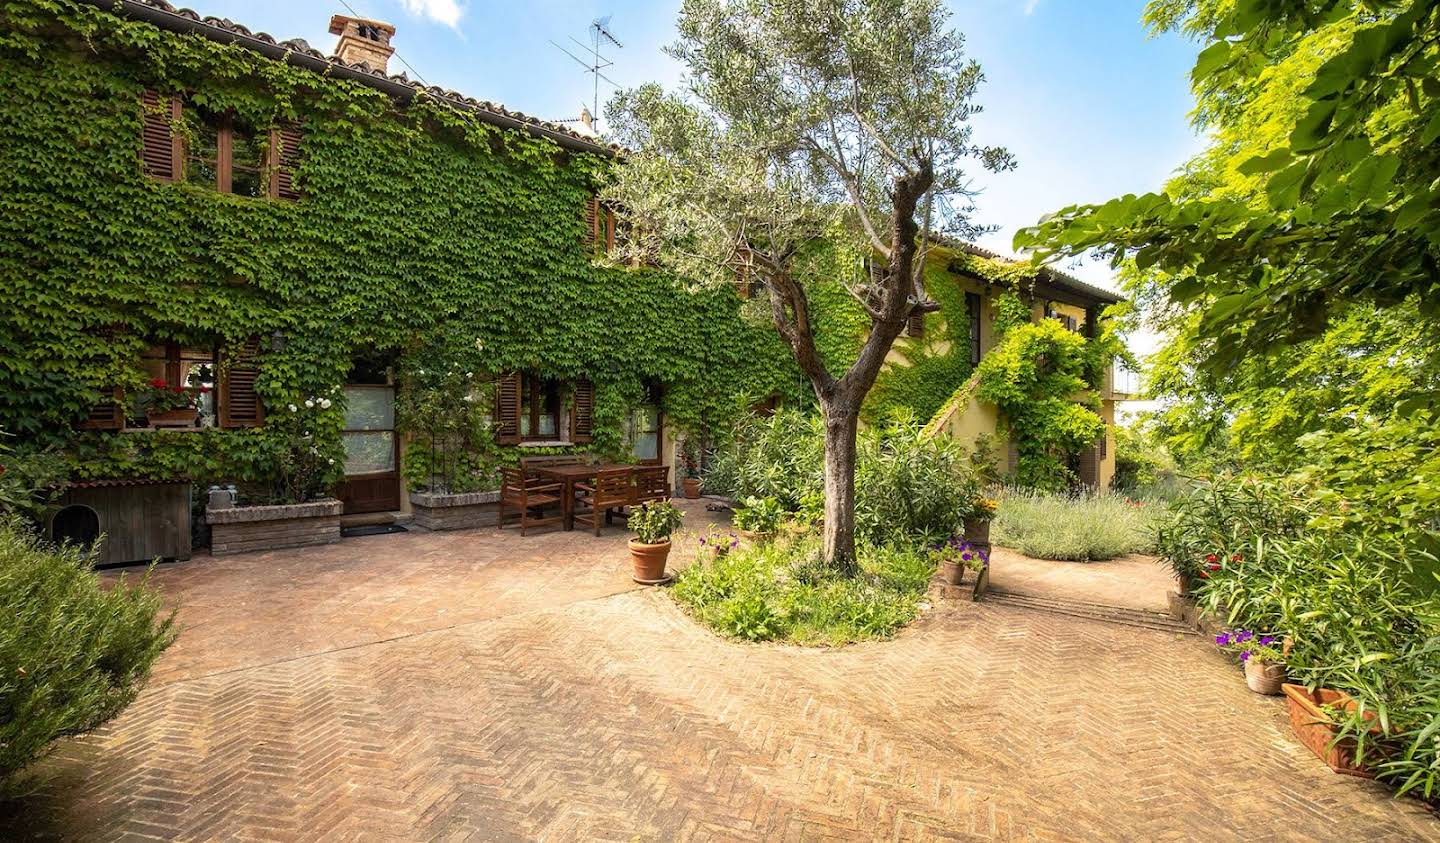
top-left (141, 90), bottom-right (302, 201)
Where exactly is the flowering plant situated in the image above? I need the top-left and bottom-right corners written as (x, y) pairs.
top-left (933, 535), bottom-right (988, 571)
top-left (697, 526), bottom-right (740, 556)
top-left (1215, 629), bottom-right (1284, 664)
top-left (969, 496), bottom-right (999, 521)
top-left (134, 377), bottom-right (204, 414)
top-left (1196, 550), bottom-right (1245, 580)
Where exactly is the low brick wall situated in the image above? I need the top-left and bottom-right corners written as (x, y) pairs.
top-left (206, 499), bottom-right (343, 556)
top-left (410, 490), bottom-right (500, 531)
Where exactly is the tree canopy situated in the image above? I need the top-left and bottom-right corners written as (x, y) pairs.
top-left (1017, 1), bottom-right (1440, 373)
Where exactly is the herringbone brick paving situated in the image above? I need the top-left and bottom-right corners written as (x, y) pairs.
top-left (3, 503), bottom-right (1435, 840)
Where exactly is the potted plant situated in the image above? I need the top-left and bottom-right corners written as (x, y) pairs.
top-left (1215, 629), bottom-right (1287, 695)
top-left (933, 536), bottom-right (987, 587)
top-left (680, 442), bottom-right (702, 499)
top-left (135, 377), bottom-right (205, 428)
top-left (628, 500), bottom-right (685, 583)
top-left (1281, 683), bottom-right (1382, 778)
top-left (733, 495), bottom-right (783, 542)
top-left (963, 495), bottom-right (998, 545)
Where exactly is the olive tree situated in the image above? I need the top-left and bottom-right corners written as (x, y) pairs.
top-left (604, 0), bottom-right (1011, 572)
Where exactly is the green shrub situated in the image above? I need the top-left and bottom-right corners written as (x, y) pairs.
top-left (1151, 476), bottom-right (1314, 583)
top-left (0, 524), bottom-right (176, 781)
top-left (707, 410), bottom-right (976, 545)
top-left (855, 415), bottom-right (977, 545)
top-left (0, 438), bottom-right (67, 525)
top-left (1196, 528), bottom-right (1440, 801)
top-left (991, 490), bottom-right (1156, 561)
top-left (732, 496), bottom-right (785, 533)
top-left (629, 501), bottom-right (685, 544)
top-left (672, 534), bottom-right (932, 646)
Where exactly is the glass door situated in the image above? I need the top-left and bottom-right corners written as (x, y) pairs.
top-left (338, 384), bottom-right (400, 513)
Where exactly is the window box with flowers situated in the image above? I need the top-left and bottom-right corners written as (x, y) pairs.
top-left (133, 377), bottom-right (207, 428)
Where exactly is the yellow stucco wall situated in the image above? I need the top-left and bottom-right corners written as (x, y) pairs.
top-left (1099, 399), bottom-right (1117, 490)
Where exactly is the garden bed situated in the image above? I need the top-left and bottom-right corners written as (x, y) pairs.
top-left (409, 490), bottom-right (501, 531)
top-left (206, 499), bottom-right (343, 556)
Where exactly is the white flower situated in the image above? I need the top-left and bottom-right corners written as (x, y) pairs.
top-left (288, 404), bottom-right (298, 413)
top-left (319, 398), bottom-right (332, 409)
top-left (327, 458), bottom-right (335, 465)
top-left (418, 368), bottom-right (425, 375)
top-left (465, 371), bottom-right (473, 378)
top-left (304, 399), bottom-right (314, 408)
top-left (303, 431), bottom-right (311, 438)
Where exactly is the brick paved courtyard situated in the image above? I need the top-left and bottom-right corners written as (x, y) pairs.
top-left (3, 501), bottom-right (1435, 841)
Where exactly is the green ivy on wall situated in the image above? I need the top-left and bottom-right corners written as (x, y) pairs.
top-left (862, 255), bottom-right (975, 425)
top-left (0, 0), bottom-right (814, 488)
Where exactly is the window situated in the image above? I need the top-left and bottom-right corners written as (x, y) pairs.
top-left (141, 90), bottom-right (301, 200)
top-left (182, 104), bottom-right (265, 197)
top-left (966, 292), bottom-right (982, 365)
top-left (626, 384), bottom-right (663, 464)
top-left (140, 342), bottom-right (216, 426)
top-left (520, 375), bottom-right (562, 440)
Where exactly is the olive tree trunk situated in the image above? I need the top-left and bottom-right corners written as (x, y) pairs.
top-left (820, 398), bottom-right (861, 576)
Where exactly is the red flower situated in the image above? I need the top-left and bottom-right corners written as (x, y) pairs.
top-left (0, 464), bottom-right (6, 475)
top-left (171, 385), bottom-right (185, 393)
top-left (1205, 553), bottom-right (1218, 563)
top-left (199, 386), bottom-right (211, 393)
top-left (1231, 553), bottom-right (1243, 562)
top-left (149, 377), bottom-right (168, 388)
top-left (1199, 570), bottom-right (1210, 578)
top-left (1208, 563), bottom-right (1222, 572)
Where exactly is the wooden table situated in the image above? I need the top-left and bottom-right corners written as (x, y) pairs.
top-left (535, 464), bottom-right (636, 531)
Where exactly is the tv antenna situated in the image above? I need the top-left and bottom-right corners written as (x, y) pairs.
top-left (551, 16), bottom-right (623, 132)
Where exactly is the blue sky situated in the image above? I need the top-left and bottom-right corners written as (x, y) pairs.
top-left (172, 0), bottom-right (1203, 294)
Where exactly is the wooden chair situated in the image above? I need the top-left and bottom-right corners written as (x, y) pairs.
top-left (631, 465), bottom-right (671, 506)
top-left (573, 468), bottom-right (633, 536)
top-left (498, 467), bottom-right (563, 536)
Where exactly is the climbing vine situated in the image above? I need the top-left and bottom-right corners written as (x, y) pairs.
top-left (0, 0), bottom-right (813, 489)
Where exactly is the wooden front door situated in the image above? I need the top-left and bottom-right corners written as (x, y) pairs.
top-left (338, 384), bottom-right (400, 514)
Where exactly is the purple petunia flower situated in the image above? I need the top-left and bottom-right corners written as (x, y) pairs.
top-left (1237, 630), bottom-right (1254, 643)
top-left (1259, 635), bottom-right (1275, 646)
top-left (729, 540), bottom-right (739, 549)
top-left (698, 538), bottom-right (707, 545)
top-left (1240, 651), bottom-right (1251, 662)
top-left (1215, 633), bottom-right (1229, 645)
top-left (961, 552), bottom-right (973, 561)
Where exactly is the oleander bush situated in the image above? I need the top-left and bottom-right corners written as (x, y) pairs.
top-left (672, 534), bottom-right (934, 646)
top-left (706, 411), bottom-right (975, 545)
top-left (991, 490), bottom-right (1156, 561)
top-left (0, 524), bottom-right (176, 782)
top-left (1170, 475), bottom-right (1440, 803)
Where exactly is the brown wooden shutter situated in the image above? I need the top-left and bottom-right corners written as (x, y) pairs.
top-left (571, 380), bottom-right (594, 444)
top-left (140, 90), bottom-right (181, 181)
top-left (78, 387), bottom-right (124, 431)
top-left (270, 125), bottom-right (303, 200)
top-left (584, 195), bottom-right (600, 252)
top-left (906, 310), bottom-right (925, 337)
top-left (494, 372), bottom-right (521, 444)
top-left (219, 338), bottom-right (264, 428)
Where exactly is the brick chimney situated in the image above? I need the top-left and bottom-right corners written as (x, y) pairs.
top-left (328, 14), bottom-right (396, 72)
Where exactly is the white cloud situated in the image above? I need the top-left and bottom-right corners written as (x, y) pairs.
top-left (399, 0), bottom-right (464, 29)
top-left (1023, 0), bottom-right (1040, 14)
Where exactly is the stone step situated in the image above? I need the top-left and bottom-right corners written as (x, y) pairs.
top-left (986, 589), bottom-right (1200, 635)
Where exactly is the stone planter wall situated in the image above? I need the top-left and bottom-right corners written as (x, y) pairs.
top-left (206, 499), bottom-right (343, 556)
top-left (409, 490), bottom-right (500, 531)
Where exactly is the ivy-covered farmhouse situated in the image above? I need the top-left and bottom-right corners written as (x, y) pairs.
top-left (1, 0), bottom-right (1127, 555)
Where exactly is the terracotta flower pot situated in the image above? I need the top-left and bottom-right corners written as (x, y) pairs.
top-left (146, 407), bottom-right (199, 428)
top-left (1243, 659), bottom-right (1286, 695)
top-left (1281, 684), bottom-right (1379, 778)
top-left (628, 539), bottom-right (672, 584)
top-left (940, 560), bottom-right (966, 587)
top-left (682, 478), bottom-right (702, 499)
top-left (963, 517), bottom-right (991, 545)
